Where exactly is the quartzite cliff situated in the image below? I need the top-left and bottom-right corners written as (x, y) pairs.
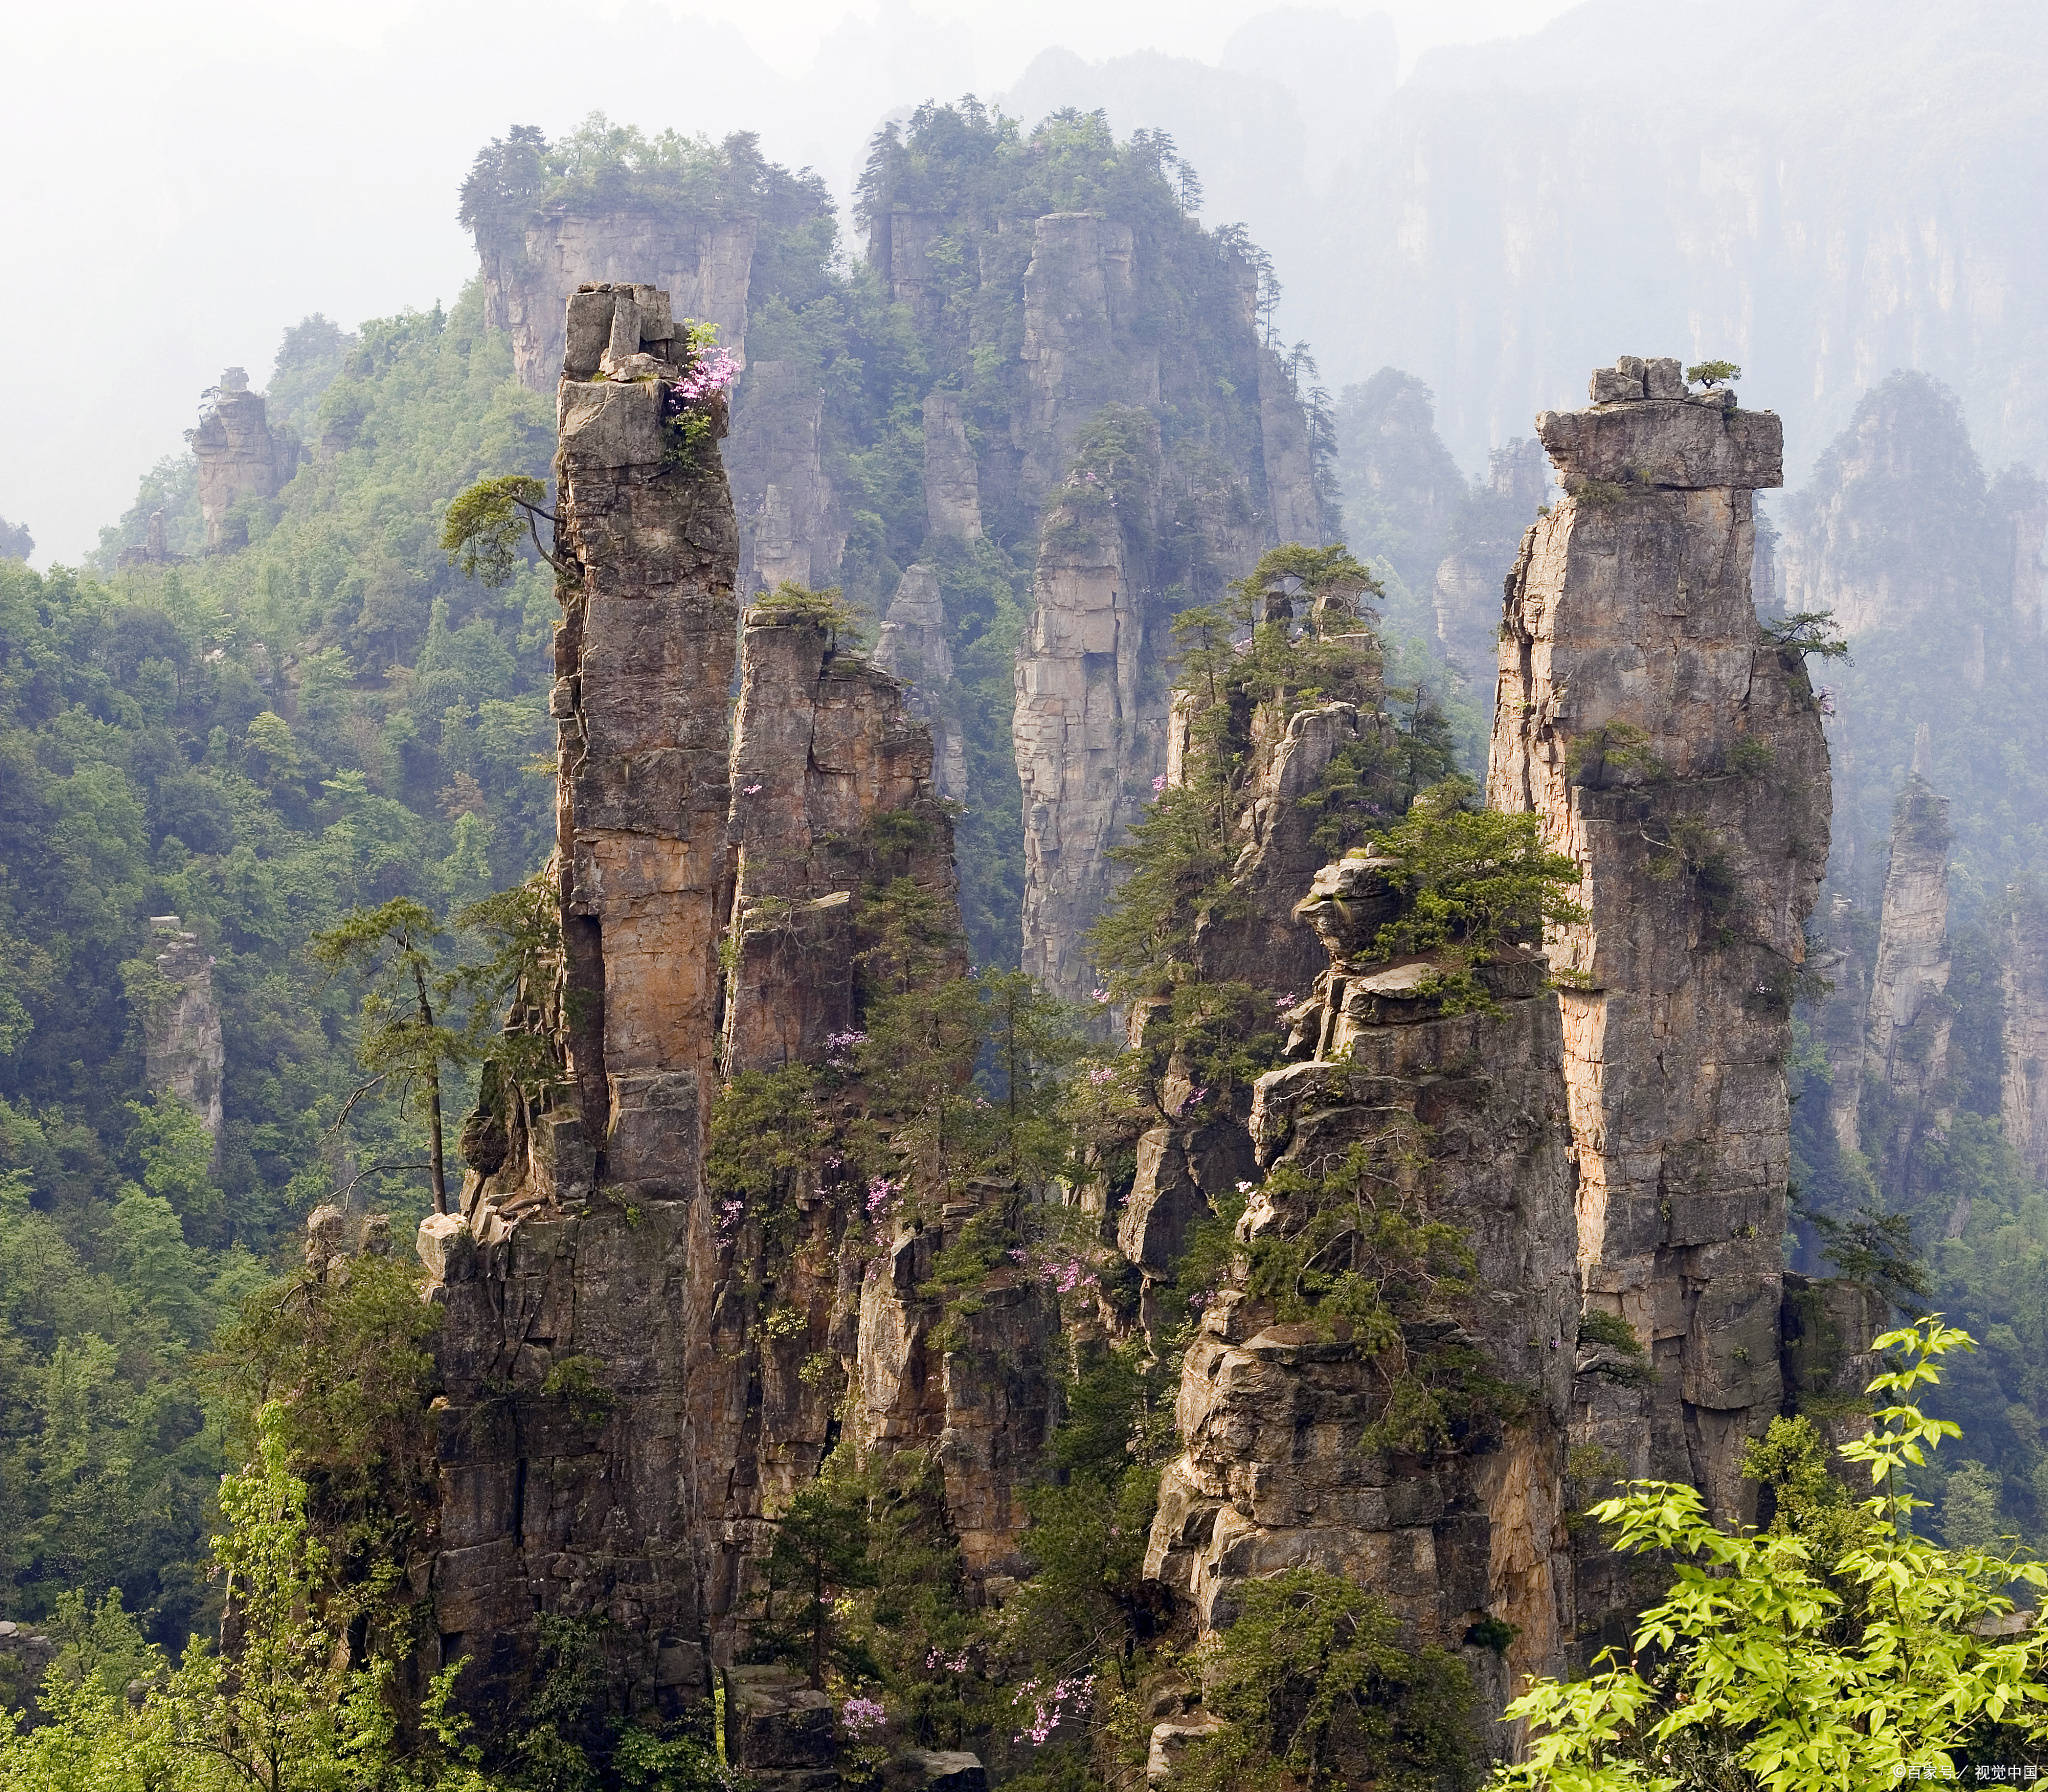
top-left (1489, 358), bottom-right (1832, 1633)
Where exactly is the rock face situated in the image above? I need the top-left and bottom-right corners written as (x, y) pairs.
top-left (2002, 890), bottom-right (2048, 1184)
top-left (873, 565), bottom-right (969, 803)
top-left (722, 610), bottom-right (958, 1076)
top-left (421, 283), bottom-right (736, 1713)
top-left (1488, 360), bottom-right (1831, 1566)
top-left (1014, 458), bottom-right (1164, 1004)
top-left (1806, 893), bottom-right (1875, 1159)
top-left (1017, 213), bottom-right (1143, 505)
top-left (425, 285), bottom-right (1055, 1708)
top-left (923, 390), bottom-right (982, 543)
top-left (1257, 346), bottom-right (1324, 548)
top-left (137, 914), bottom-right (224, 1148)
top-left (853, 1209), bottom-right (1059, 1579)
top-left (1146, 861), bottom-right (1580, 1730)
top-left (1863, 773), bottom-right (1953, 1176)
top-left (725, 360), bottom-right (842, 597)
top-left (1335, 369), bottom-right (1467, 596)
top-left (185, 369), bottom-right (299, 553)
top-left (1781, 372), bottom-right (1991, 640)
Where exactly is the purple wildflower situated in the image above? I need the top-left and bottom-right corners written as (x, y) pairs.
top-left (674, 346), bottom-right (738, 402)
top-left (841, 1695), bottom-right (887, 1736)
top-left (1151, 773), bottom-right (1167, 792)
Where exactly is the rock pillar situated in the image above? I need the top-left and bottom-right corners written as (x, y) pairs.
top-left (1487, 359), bottom-right (1830, 1543)
top-left (136, 914), bottom-right (224, 1148)
top-left (727, 360), bottom-right (841, 596)
top-left (186, 368), bottom-right (297, 552)
top-left (2002, 888), bottom-right (2048, 1183)
top-left (1864, 771), bottom-right (1953, 1178)
top-left (1146, 854), bottom-right (1580, 1737)
top-left (1013, 447), bottom-right (1165, 1004)
top-left (722, 610), bottom-right (958, 1075)
top-left (420, 282), bottom-right (735, 1714)
top-left (874, 566), bottom-right (969, 803)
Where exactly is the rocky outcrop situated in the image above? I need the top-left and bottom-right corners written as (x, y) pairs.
top-left (1014, 460), bottom-right (1164, 1004)
top-left (1780, 372), bottom-right (1991, 640)
top-left (722, 610), bottom-right (958, 1075)
top-left (1257, 347), bottom-right (1324, 547)
top-left (726, 361), bottom-right (842, 596)
top-left (425, 285), bottom-right (1056, 1707)
top-left (420, 282), bottom-right (736, 1714)
top-left (136, 914), bottom-right (224, 1148)
top-left (1146, 856), bottom-right (1579, 1731)
top-left (2002, 888), bottom-right (2048, 1184)
top-left (186, 369), bottom-right (299, 553)
top-left (923, 390), bottom-right (982, 543)
top-left (854, 1208), bottom-right (1059, 1578)
top-left (1017, 214), bottom-right (1145, 506)
top-left (1863, 772), bottom-right (1953, 1175)
top-left (873, 566), bottom-right (969, 803)
top-left (479, 213), bottom-right (754, 396)
top-left (1488, 359), bottom-right (1830, 1556)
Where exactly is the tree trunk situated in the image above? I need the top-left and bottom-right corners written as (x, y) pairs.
top-left (413, 958), bottom-right (448, 1215)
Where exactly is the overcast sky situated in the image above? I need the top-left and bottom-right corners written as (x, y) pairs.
top-left (0, 0), bottom-right (1586, 565)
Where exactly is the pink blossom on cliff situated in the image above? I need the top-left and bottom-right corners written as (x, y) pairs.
top-left (674, 346), bottom-right (737, 401)
top-left (840, 1695), bottom-right (887, 1736)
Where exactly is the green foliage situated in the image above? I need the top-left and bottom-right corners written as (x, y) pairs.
top-left (0, 283), bottom-right (565, 1627)
top-left (1565, 721), bottom-right (1665, 787)
top-left (0, 1091), bottom-right (268, 1641)
top-left (1090, 547), bottom-right (1447, 1008)
top-left (440, 473), bottom-right (554, 588)
top-left (749, 582), bottom-right (865, 641)
top-left (1729, 735), bottom-right (1777, 778)
top-left (1578, 1309), bottom-right (1655, 1389)
top-left (1762, 610), bottom-right (1851, 660)
top-left (1234, 1137), bottom-right (1529, 1458)
top-left (312, 897), bottom-right (482, 1214)
top-left (1686, 360), bottom-right (1743, 388)
top-left (1364, 780), bottom-right (1586, 1011)
top-left (1179, 1569), bottom-right (1478, 1792)
top-left (1497, 1321), bottom-right (2048, 1789)
top-left (1800, 1197), bottom-right (1932, 1309)
top-left (1743, 1414), bottom-right (1871, 1566)
top-left (754, 1475), bottom-right (877, 1688)
top-left (708, 1065), bottom-right (820, 1208)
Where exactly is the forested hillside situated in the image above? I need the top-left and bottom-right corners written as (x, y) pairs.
top-left (0, 287), bottom-right (555, 1638)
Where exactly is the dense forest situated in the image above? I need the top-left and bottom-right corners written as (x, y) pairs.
top-left (0, 289), bottom-right (558, 1643)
